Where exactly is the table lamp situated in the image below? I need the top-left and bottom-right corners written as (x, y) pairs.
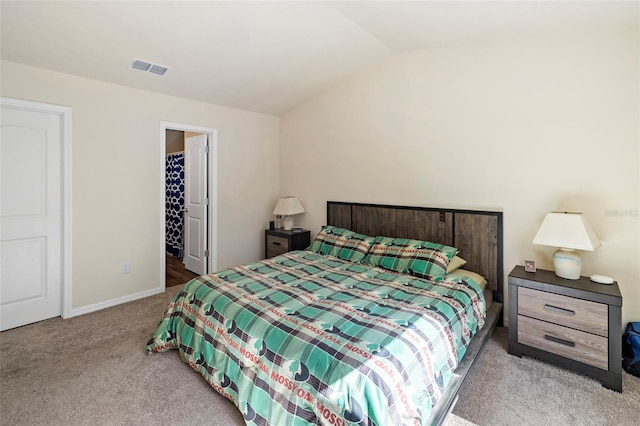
top-left (533, 212), bottom-right (600, 280)
top-left (273, 197), bottom-right (305, 230)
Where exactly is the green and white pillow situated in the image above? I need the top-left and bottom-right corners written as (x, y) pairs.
top-left (363, 237), bottom-right (458, 282)
top-left (307, 226), bottom-right (375, 263)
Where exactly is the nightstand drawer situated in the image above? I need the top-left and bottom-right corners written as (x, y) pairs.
top-left (518, 315), bottom-right (608, 370)
top-left (267, 234), bottom-right (289, 249)
top-left (266, 234), bottom-right (289, 257)
top-left (518, 287), bottom-right (608, 337)
top-left (264, 229), bottom-right (310, 259)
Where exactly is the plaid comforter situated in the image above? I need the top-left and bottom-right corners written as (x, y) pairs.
top-left (146, 251), bottom-right (486, 425)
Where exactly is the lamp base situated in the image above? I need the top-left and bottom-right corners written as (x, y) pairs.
top-left (553, 248), bottom-right (582, 280)
top-left (283, 216), bottom-right (294, 231)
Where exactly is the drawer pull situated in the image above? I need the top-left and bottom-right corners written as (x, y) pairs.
top-left (271, 242), bottom-right (282, 246)
top-left (544, 334), bottom-right (575, 348)
top-left (544, 304), bottom-right (575, 316)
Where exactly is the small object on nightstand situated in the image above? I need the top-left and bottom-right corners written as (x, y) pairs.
top-left (524, 260), bottom-right (536, 272)
top-left (292, 226), bottom-right (304, 233)
top-left (590, 274), bottom-right (614, 285)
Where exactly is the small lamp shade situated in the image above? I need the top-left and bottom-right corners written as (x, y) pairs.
top-left (273, 197), bottom-right (305, 230)
top-left (533, 212), bottom-right (600, 280)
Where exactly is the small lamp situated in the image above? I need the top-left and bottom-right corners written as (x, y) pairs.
top-left (273, 197), bottom-right (305, 230)
top-left (533, 212), bottom-right (600, 280)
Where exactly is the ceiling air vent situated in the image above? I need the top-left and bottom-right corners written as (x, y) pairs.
top-left (148, 64), bottom-right (168, 76)
top-left (130, 59), bottom-right (169, 76)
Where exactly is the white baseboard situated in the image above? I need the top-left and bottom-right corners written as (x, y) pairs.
top-left (65, 286), bottom-right (165, 319)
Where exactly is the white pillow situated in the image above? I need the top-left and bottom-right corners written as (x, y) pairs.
top-left (446, 255), bottom-right (467, 273)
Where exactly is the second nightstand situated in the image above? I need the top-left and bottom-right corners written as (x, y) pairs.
top-left (508, 265), bottom-right (623, 391)
top-left (264, 229), bottom-right (310, 259)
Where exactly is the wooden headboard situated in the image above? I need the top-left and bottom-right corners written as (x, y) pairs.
top-left (327, 201), bottom-right (504, 303)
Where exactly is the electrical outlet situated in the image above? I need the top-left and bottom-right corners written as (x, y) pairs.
top-left (121, 262), bottom-right (130, 274)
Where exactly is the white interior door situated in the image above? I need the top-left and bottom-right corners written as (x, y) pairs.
top-left (183, 134), bottom-right (208, 275)
top-left (1, 100), bottom-right (64, 330)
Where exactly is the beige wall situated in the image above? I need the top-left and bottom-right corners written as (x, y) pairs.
top-left (1, 60), bottom-right (280, 310)
top-left (280, 30), bottom-right (639, 326)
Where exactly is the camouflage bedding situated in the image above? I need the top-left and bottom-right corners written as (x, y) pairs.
top-left (146, 250), bottom-right (486, 425)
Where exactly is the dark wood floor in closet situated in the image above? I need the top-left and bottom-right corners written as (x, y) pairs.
top-left (166, 253), bottom-right (199, 287)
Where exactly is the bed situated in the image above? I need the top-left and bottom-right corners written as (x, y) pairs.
top-left (147, 201), bottom-right (503, 425)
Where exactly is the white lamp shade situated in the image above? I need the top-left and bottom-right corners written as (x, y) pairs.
top-left (533, 212), bottom-right (600, 251)
top-left (273, 197), bottom-right (305, 216)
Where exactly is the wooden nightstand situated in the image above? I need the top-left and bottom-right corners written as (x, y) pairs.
top-left (264, 229), bottom-right (310, 259)
top-left (508, 265), bottom-right (623, 391)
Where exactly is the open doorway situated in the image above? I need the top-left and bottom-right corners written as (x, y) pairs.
top-left (160, 122), bottom-right (218, 290)
top-left (165, 129), bottom-right (197, 286)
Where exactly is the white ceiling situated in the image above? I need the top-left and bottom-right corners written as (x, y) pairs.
top-left (1, 1), bottom-right (637, 115)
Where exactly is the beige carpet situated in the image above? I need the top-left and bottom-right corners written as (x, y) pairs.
top-left (1, 286), bottom-right (638, 426)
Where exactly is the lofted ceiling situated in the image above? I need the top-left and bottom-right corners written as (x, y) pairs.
top-left (1, 1), bottom-right (637, 115)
